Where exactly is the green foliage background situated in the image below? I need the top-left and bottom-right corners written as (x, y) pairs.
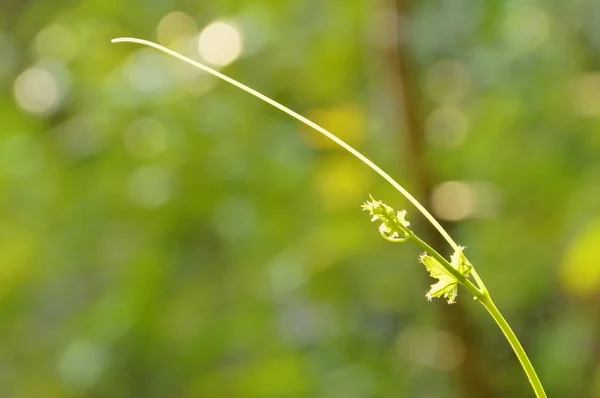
top-left (1, 0), bottom-right (600, 397)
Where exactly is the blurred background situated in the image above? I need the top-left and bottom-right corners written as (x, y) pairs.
top-left (1, 0), bottom-right (600, 397)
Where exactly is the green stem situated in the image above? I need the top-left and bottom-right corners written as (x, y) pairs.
top-left (407, 229), bottom-right (546, 397)
top-left (110, 37), bottom-right (463, 253)
top-left (479, 294), bottom-right (547, 398)
top-left (111, 38), bottom-right (546, 398)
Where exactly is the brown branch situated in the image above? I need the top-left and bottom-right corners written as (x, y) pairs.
top-left (376, 1), bottom-right (495, 396)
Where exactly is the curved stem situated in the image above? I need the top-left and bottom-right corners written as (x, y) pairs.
top-left (111, 37), bottom-right (460, 252)
top-left (409, 228), bottom-right (546, 397)
top-left (479, 295), bottom-right (547, 398)
top-left (111, 38), bottom-right (546, 398)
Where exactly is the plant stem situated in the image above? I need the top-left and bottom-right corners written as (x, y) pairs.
top-left (479, 294), bottom-right (547, 398)
top-left (408, 228), bottom-right (546, 397)
top-left (111, 38), bottom-right (547, 398)
top-left (111, 37), bottom-right (463, 253)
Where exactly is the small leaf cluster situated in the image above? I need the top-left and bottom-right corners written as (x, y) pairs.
top-left (362, 196), bottom-right (473, 304)
top-left (361, 195), bottom-right (411, 242)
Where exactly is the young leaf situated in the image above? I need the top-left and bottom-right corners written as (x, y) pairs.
top-left (420, 246), bottom-right (471, 304)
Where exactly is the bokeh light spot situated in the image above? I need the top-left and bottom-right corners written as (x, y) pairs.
top-left (470, 181), bottom-right (502, 218)
top-left (425, 59), bottom-right (471, 104)
top-left (396, 327), bottom-right (464, 371)
top-left (314, 156), bottom-right (368, 210)
top-left (324, 364), bottom-right (375, 397)
top-left (14, 66), bottom-right (61, 115)
top-left (57, 339), bottom-right (107, 389)
top-left (124, 117), bottom-right (168, 159)
top-left (426, 106), bottom-right (469, 148)
top-left (572, 73), bottom-right (600, 118)
top-left (198, 20), bottom-right (243, 67)
top-left (269, 250), bottom-right (308, 294)
top-left (0, 229), bottom-right (34, 299)
top-left (34, 24), bottom-right (77, 62)
top-left (431, 181), bottom-right (475, 221)
top-left (302, 104), bottom-right (365, 149)
top-left (156, 11), bottom-right (197, 47)
top-left (55, 117), bottom-right (107, 159)
top-left (123, 50), bottom-right (172, 94)
top-left (503, 5), bottom-right (551, 52)
top-left (560, 218), bottom-right (600, 298)
top-left (128, 166), bottom-right (175, 208)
